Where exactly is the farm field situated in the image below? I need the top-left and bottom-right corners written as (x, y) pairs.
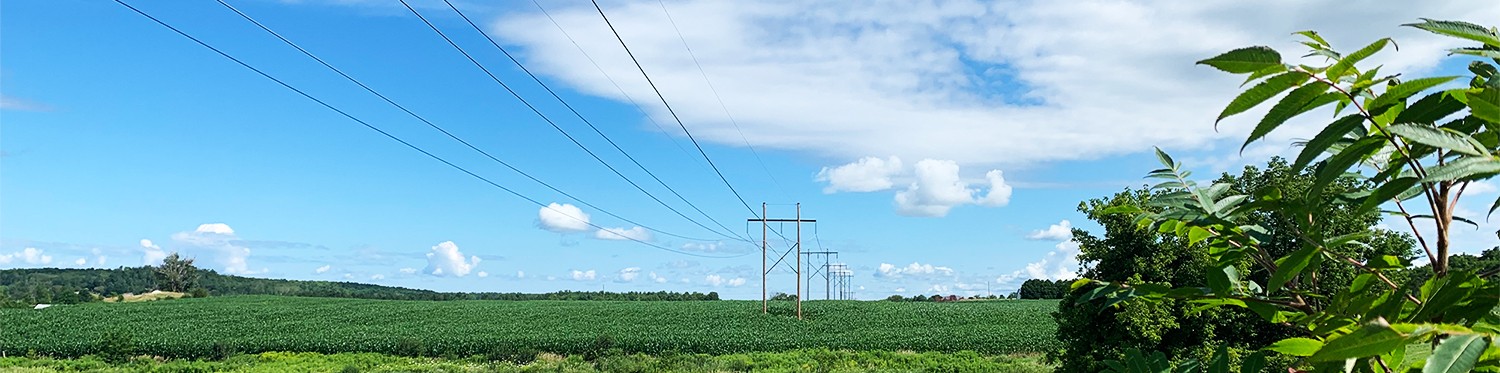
top-left (0, 296), bottom-right (1061, 360)
top-left (0, 350), bottom-right (1053, 372)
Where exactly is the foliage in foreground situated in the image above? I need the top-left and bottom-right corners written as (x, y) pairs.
top-left (1053, 158), bottom-right (1415, 372)
top-left (1082, 19), bottom-right (1500, 372)
top-left (0, 296), bottom-right (1060, 359)
top-left (0, 350), bottom-right (1052, 373)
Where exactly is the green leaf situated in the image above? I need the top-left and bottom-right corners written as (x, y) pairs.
top-left (1206, 265), bottom-right (1241, 296)
top-left (1244, 83), bottom-right (1332, 151)
top-left (1387, 124), bottom-right (1490, 156)
top-left (1265, 337), bottom-right (1324, 357)
top-left (1309, 137), bottom-right (1385, 199)
top-left (1395, 91), bottom-right (1467, 125)
top-left (1268, 245), bottom-right (1319, 293)
top-left (1369, 76), bottom-right (1463, 115)
top-left (1187, 226), bottom-right (1211, 245)
top-left (1423, 333), bottom-right (1490, 373)
top-left (1154, 147), bottom-right (1175, 168)
top-left (1295, 30), bottom-right (1331, 47)
top-left (1198, 46), bottom-right (1283, 74)
top-left (1452, 47), bottom-right (1500, 60)
top-left (1309, 322), bottom-right (1406, 362)
top-left (1367, 255), bottom-right (1409, 269)
top-left (1101, 205), bottom-right (1146, 215)
top-left (1357, 176), bottom-right (1420, 215)
top-left (1242, 64), bottom-right (1289, 86)
top-left (1218, 72), bottom-right (1311, 123)
top-left (1294, 114), bottom-right (1366, 171)
top-left (1466, 88), bottom-right (1500, 123)
top-left (1404, 18), bottom-right (1500, 48)
top-left (1420, 156), bottom-right (1500, 183)
top-left (1326, 38), bottom-right (1392, 80)
top-left (1241, 351), bottom-right (1267, 373)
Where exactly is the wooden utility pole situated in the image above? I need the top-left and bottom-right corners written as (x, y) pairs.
top-left (748, 203), bottom-right (815, 320)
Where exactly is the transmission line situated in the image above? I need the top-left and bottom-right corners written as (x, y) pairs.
top-left (656, 0), bottom-right (789, 201)
top-left (214, 0), bottom-right (720, 244)
top-left (438, 0), bottom-right (748, 243)
top-left (529, 0), bottom-right (703, 171)
top-left (590, 0), bottom-right (760, 219)
top-left (112, 0), bottom-right (747, 259)
top-left (398, 0), bottom-right (749, 243)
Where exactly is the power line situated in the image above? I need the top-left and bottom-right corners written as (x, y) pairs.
top-left (438, 0), bottom-right (747, 244)
top-left (656, 0), bottom-right (789, 201)
top-left (398, 0), bottom-right (748, 243)
top-left (213, 0), bottom-right (721, 244)
top-left (529, 0), bottom-right (703, 172)
top-left (112, 0), bottom-right (746, 259)
top-left (590, 0), bottom-right (760, 219)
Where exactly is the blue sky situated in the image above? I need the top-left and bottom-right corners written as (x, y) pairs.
top-left (3, 0), bottom-right (1496, 299)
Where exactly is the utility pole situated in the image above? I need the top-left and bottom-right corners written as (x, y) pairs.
top-left (800, 251), bottom-right (838, 300)
top-left (748, 203), bottom-right (815, 320)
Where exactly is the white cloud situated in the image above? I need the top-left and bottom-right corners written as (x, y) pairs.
top-left (572, 269), bottom-right (597, 281)
top-left (478, 271), bottom-right (489, 278)
top-left (538, 203), bottom-right (591, 233)
top-left (74, 257), bottom-right (87, 266)
top-left (816, 156), bottom-right (904, 193)
top-left (343, 273), bottom-right (354, 280)
top-left (728, 277), bottom-right (746, 287)
top-left (399, 267), bottom-right (418, 274)
top-left (315, 265), bottom-right (332, 274)
top-left (997, 240), bottom-right (1082, 287)
top-left (875, 261), bottom-right (954, 279)
top-left (423, 241), bottom-right (481, 277)
top-left (1027, 220), bottom-right (1073, 241)
top-left (928, 284), bottom-right (950, 293)
top-left (894, 159), bottom-right (1010, 217)
top-left (618, 267), bottom-right (642, 282)
top-left (649, 271), bottom-right (666, 283)
top-left (169, 223), bottom-right (259, 275)
top-left (705, 274), bottom-right (725, 286)
top-left (91, 248), bottom-right (107, 266)
top-left (370, 274), bottom-right (385, 280)
top-left (194, 223), bottom-right (235, 235)
top-left (517, 270), bottom-right (526, 278)
top-left (140, 239), bottom-right (168, 266)
top-left (595, 226), bottom-right (653, 241)
top-left (1466, 181), bottom-right (1497, 195)
top-left (894, 287), bottom-right (906, 293)
top-left (492, 1), bottom-right (1499, 170)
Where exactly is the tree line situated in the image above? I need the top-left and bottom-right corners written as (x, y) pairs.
top-left (0, 264), bottom-right (719, 307)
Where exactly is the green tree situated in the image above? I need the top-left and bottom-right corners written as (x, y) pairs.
top-left (1055, 159), bottom-right (1412, 372)
top-left (1084, 19), bottom-right (1500, 372)
top-left (154, 253), bottom-right (199, 292)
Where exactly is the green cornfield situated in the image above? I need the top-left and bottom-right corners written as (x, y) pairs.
top-left (0, 296), bottom-right (1059, 359)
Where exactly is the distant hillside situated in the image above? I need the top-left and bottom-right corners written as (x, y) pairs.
top-left (0, 267), bottom-right (718, 306)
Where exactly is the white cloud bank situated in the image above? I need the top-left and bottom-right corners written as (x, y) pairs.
top-left (816, 156), bottom-right (903, 193)
top-left (168, 223), bottom-right (261, 275)
top-left (999, 220), bottom-right (1083, 287)
top-left (538, 203), bottom-right (591, 233)
top-left (815, 156), bottom-right (1012, 217)
top-left (490, 1), bottom-right (1499, 170)
top-left (875, 262), bottom-right (955, 279)
top-left (595, 226), bottom-right (653, 241)
top-left (1027, 220), bottom-right (1073, 241)
top-left (0, 247), bottom-right (52, 266)
top-left (572, 269), bottom-right (598, 281)
top-left (424, 241), bottom-right (481, 277)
